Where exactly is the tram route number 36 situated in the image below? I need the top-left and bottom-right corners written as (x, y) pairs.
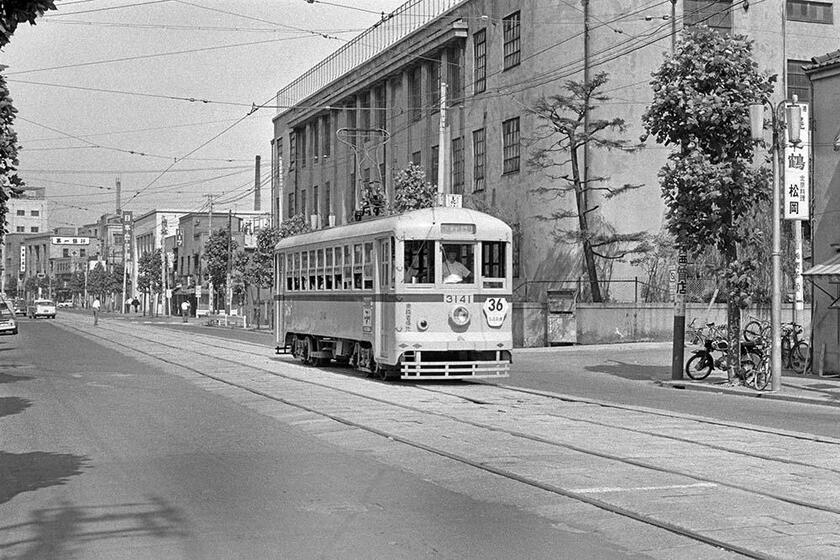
top-left (482, 297), bottom-right (508, 327)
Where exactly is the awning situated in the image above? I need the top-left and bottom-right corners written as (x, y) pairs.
top-left (803, 253), bottom-right (840, 277)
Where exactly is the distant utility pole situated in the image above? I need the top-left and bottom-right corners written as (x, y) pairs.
top-left (254, 155), bottom-right (261, 211)
top-left (437, 81), bottom-right (449, 196)
top-left (161, 217), bottom-right (169, 317)
top-left (226, 210), bottom-right (233, 320)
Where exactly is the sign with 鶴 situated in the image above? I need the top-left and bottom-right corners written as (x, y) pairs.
top-left (784, 102), bottom-right (810, 220)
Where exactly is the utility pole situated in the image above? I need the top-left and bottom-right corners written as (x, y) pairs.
top-left (254, 155), bottom-right (261, 211)
top-left (204, 193), bottom-right (220, 313)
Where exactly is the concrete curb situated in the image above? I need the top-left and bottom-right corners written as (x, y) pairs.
top-left (656, 379), bottom-right (840, 409)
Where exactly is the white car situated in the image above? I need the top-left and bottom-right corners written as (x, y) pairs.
top-left (28, 299), bottom-right (56, 319)
top-left (0, 300), bottom-right (18, 335)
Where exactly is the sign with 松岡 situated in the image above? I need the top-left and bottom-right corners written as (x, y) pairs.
top-left (784, 102), bottom-right (809, 220)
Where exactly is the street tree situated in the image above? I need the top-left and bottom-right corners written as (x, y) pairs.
top-left (279, 214), bottom-right (311, 238)
top-left (0, 1), bottom-right (56, 47)
top-left (137, 250), bottom-right (161, 314)
top-left (247, 225), bottom-right (282, 328)
top-left (529, 72), bottom-right (646, 303)
top-left (392, 163), bottom-right (436, 213)
top-left (204, 228), bottom-right (238, 298)
top-left (642, 25), bottom-right (775, 381)
top-left (87, 262), bottom-right (109, 300)
top-left (1, 2), bottom-right (57, 236)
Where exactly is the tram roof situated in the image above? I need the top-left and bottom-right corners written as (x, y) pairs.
top-left (274, 207), bottom-right (511, 251)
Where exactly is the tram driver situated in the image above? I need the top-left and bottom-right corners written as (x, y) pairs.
top-left (442, 244), bottom-right (473, 284)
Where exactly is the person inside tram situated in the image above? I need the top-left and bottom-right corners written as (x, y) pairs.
top-left (442, 245), bottom-right (472, 284)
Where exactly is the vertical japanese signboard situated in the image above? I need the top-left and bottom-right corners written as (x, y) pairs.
top-left (784, 102), bottom-right (809, 220)
top-left (122, 211), bottom-right (133, 259)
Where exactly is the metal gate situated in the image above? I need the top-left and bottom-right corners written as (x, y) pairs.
top-left (547, 288), bottom-right (577, 345)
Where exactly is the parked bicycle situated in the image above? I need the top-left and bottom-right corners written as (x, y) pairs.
top-left (686, 319), bottom-right (726, 346)
top-left (742, 316), bottom-right (771, 344)
top-left (781, 322), bottom-right (809, 374)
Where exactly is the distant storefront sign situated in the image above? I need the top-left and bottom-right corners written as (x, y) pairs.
top-left (51, 237), bottom-right (91, 245)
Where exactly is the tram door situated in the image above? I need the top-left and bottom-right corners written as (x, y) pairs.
top-left (275, 253), bottom-right (285, 347)
top-left (376, 237), bottom-right (394, 362)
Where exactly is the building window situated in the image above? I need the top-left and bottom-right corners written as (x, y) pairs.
top-left (322, 114), bottom-right (331, 158)
top-left (473, 29), bottom-right (487, 94)
top-left (502, 117), bottom-right (521, 174)
top-left (300, 189), bottom-right (307, 216)
top-left (80, 249), bottom-right (86, 257)
top-left (374, 85), bottom-right (386, 130)
top-left (431, 145), bottom-right (439, 186)
top-left (288, 193), bottom-right (295, 218)
top-left (412, 151), bottom-right (422, 167)
top-left (15, 226), bottom-right (24, 232)
top-left (63, 248), bottom-right (69, 257)
top-left (473, 128), bottom-right (486, 192)
top-left (312, 120), bottom-right (320, 162)
top-left (300, 127), bottom-right (307, 168)
top-left (31, 210), bottom-right (39, 216)
top-left (16, 209), bottom-right (24, 216)
top-left (359, 91), bottom-right (370, 130)
top-left (452, 137), bottom-right (464, 194)
top-left (428, 57), bottom-right (441, 113)
top-left (786, 0), bottom-right (833, 23)
top-left (447, 45), bottom-right (463, 103)
top-left (503, 11), bottom-right (521, 70)
top-left (30, 227), bottom-right (38, 233)
top-left (313, 186), bottom-right (319, 218)
top-left (325, 181), bottom-right (331, 217)
top-left (684, 0), bottom-right (733, 33)
top-left (787, 59), bottom-right (811, 103)
top-left (409, 66), bottom-right (422, 122)
top-left (288, 131), bottom-right (296, 172)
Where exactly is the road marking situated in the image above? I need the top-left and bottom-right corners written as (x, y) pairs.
top-left (572, 482), bottom-right (717, 494)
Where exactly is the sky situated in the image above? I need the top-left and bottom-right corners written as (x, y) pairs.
top-left (2, 0), bottom-right (403, 230)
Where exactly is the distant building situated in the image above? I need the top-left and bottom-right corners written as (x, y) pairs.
top-left (3, 187), bottom-right (49, 293)
top-left (21, 229), bottom-right (100, 301)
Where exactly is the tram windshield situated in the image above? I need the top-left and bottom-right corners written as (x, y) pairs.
top-left (404, 240), bottom-right (434, 284)
top-left (441, 243), bottom-right (474, 284)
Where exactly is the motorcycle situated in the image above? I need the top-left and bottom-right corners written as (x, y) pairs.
top-left (684, 336), bottom-right (764, 380)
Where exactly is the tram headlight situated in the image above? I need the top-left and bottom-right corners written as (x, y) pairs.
top-left (417, 319), bottom-right (429, 331)
top-left (450, 305), bottom-right (471, 326)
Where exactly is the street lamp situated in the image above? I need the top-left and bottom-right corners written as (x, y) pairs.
top-left (749, 98), bottom-right (802, 392)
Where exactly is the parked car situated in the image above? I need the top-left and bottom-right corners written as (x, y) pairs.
top-left (12, 298), bottom-right (26, 316)
top-left (56, 301), bottom-right (74, 308)
top-left (0, 301), bottom-right (18, 335)
top-left (28, 299), bottom-right (56, 319)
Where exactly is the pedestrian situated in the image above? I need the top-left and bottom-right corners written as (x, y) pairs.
top-left (92, 297), bottom-right (101, 325)
top-left (181, 300), bottom-right (191, 323)
top-left (132, 297), bottom-right (140, 313)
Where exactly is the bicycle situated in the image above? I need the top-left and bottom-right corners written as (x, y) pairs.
top-left (684, 335), bottom-right (764, 381)
top-left (742, 316), bottom-right (771, 344)
top-left (781, 322), bottom-right (809, 374)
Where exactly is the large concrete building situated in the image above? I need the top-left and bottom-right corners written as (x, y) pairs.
top-left (3, 187), bottom-right (49, 294)
top-left (270, 0), bottom-right (838, 328)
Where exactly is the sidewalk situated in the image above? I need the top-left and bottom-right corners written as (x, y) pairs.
top-left (658, 370), bottom-right (840, 407)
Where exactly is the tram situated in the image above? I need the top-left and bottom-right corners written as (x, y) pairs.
top-left (273, 206), bottom-right (513, 380)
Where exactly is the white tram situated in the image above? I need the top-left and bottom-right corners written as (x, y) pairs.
top-left (274, 206), bottom-right (513, 380)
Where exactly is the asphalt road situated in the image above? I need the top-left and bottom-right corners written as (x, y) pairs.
top-left (147, 319), bottom-right (840, 440)
top-left (0, 317), bottom-right (649, 560)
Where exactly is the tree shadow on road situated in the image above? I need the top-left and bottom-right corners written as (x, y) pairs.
top-left (0, 496), bottom-right (190, 560)
top-left (0, 397), bottom-right (32, 419)
top-left (585, 360), bottom-right (671, 381)
top-left (0, 370), bottom-right (33, 384)
top-left (0, 451), bottom-right (88, 505)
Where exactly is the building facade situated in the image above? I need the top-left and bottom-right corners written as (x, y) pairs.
top-left (3, 187), bottom-right (49, 294)
top-left (271, 0), bottom-right (838, 315)
top-left (803, 50), bottom-right (840, 374)
top-left (21, 229), bottom-right (100, 301)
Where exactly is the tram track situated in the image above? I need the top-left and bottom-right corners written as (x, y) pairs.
top-left (65, 317), bottom-right (840, 560)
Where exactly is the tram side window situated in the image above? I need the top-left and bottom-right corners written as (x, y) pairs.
top-left (285, 254), bottom-right (293, 291)
top-left (363, 242), bottom-right (374, 290)
top-left (353, 244), bottom-right (363, 289)
top-left (404, 240), bottom-right (434, 284)
top-left (293, 252), bottom-right (301, 290)
top-left (316, 248), bottom-right (324, 290)
top-left (309, 250), bottom-right (317, 290)
top-left (301, 251), bottom-right (309, 290)
top-left (277, 254), bottom-right (284, 292)
top-left (325, 247), bottom-right (334, 290)
top-left (334, 246), bottom-right (343, 289)
top-left (481, 241), bottom-right (506, 288)
top-left (441, 243), bottom-right (474, 284)
top-left (343, 245), bottom-right (353, 289)
top-left (379, 238), bottom-right (393, 290)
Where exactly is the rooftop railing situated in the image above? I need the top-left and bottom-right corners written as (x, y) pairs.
top-left (276, 0), bottom-right (465, 115)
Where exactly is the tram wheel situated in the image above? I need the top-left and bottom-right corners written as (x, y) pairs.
top-left (302, 337), bottom-right (314, 365)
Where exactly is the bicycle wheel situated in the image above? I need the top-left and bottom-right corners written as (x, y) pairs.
top-left (790, 341), bottom-right (810, 374)
top-left (685, 353), bottom-right (713, 380)
top-left (781, 336), bottom-right (792, 368)
top-left (753, 358), bottom-right (770, 390)
top-left (743, 320), bottom-right (765, 343)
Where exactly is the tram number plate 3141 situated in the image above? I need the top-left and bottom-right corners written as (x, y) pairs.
top-left (444, 294), bottom-right (473, 304)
